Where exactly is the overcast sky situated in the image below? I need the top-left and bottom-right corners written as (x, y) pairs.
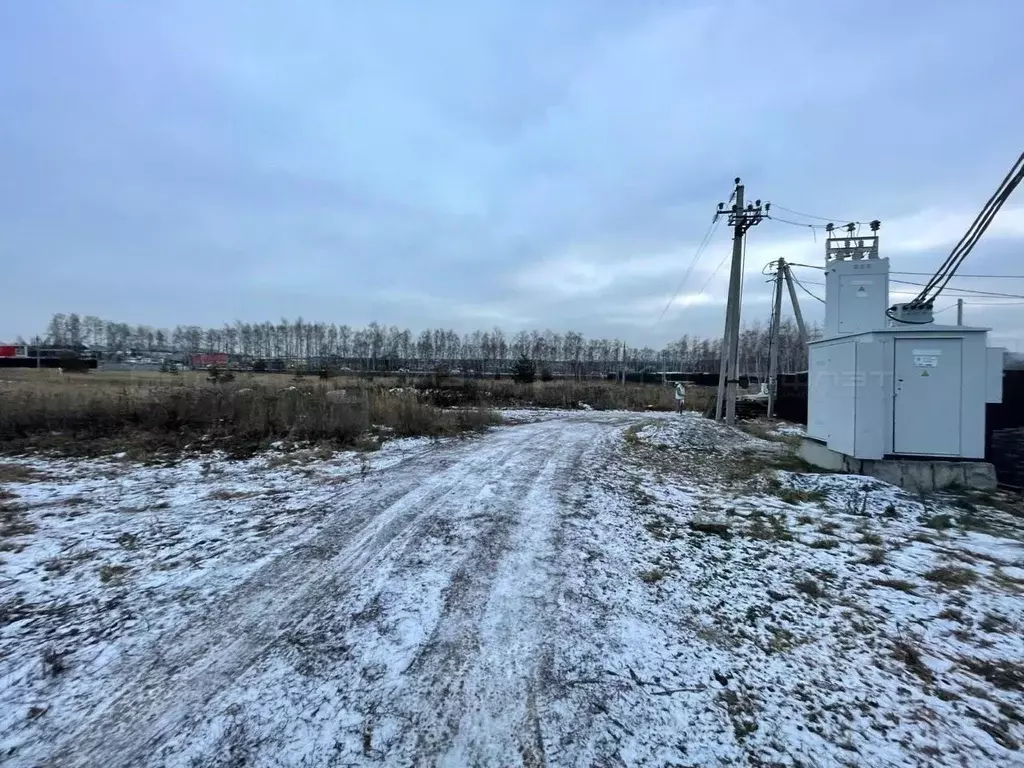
top-left (2, 1), bottom-right (1023, 349)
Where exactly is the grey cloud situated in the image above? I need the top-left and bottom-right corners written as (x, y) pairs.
top-left (1, 0), bottom-right (1023, 347)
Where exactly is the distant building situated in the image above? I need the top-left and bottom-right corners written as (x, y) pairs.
top-left (0, 342), bottom-right (97, 369)
top-left (0, 344), bottom-right (28, 358)
top-left (191, 353), bottom-right (229, 368)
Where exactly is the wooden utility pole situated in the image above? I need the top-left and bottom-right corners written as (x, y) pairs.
top-left (766, 258), bottom-right (785, 417)
top-left (714, 179), bottom-right (765, 424)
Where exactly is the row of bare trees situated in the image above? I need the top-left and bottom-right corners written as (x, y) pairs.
top-left (36, 314), bottom-right (815, 376)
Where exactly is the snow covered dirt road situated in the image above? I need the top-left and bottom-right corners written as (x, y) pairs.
top-left (3, 411), bottom-right (1024, 767)
top-left (2, 411), bottom-right (648, 767)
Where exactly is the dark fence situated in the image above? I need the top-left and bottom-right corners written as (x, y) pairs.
top-left (987, 370), bottom-right (1024, 488)
top-left (0, 357), bottom-right (97, 370)
top-left (609, 371), bottom-right (756, 387)
top-left (775, 372), bottom-right (809, 425)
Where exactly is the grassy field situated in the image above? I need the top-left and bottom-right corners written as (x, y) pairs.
top-left (0, 368), bottom-right (708, 456)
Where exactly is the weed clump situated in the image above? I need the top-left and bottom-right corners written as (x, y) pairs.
top-left (873, 578), bottom-right (918, 594)
top-left (689, 520), bottom-right (732, 539)
top-left (861, 547), bottom-right (887, 566)
top-left (892, 629), bottom-right (933, 683)
top-left (640, 568), bottom-right (666, 584)
top-left (794, 577), bottom-right (825, 599)
top-left (41, 646), bottom-right (67, 677)
top-left (807, 538), bottom-right (840, 550)
top-left (923, 514), bottom-right (954, 531)
top-left (924, 566), bottom-right (978, 588)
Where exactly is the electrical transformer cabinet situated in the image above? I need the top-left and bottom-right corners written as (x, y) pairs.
top-left (807, 327), bottom-right (1004, 460)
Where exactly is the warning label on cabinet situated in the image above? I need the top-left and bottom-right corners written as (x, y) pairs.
top-left (914, 355), bottom-right (939, 368)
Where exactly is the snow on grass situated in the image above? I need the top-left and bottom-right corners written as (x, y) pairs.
top-left (495, 407), bottom-right (561, 424)
top-left (1, 412), bottom-right (1022, 766)
top-left (546, 413), bottom-right (1024, 766)
top-left (0, 438), bottom-right (437, 759)
top-left (772, 423), bottom-right (807, 437)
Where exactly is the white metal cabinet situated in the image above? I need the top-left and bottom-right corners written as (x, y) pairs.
top-left (893, 338), bottom-right (962, 456)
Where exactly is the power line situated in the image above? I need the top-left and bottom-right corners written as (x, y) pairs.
top-left (811, 279), bottom-right (1024, 304)
top-left (789, 263), bottom-right (1024, 280)
top-left (699, 248), bottom-right (731, 294)
top-left (655, 215), bottom-right (721, 324)
top-left (766, 214), bottom-right (831, 229)
top-left (888, 278), bottom-right (1024, 300)
top-left (796, 276), bottom-right (1023, 300)
top-left (912, 149), bottom-right (1024, 304)
top-left (891, 271), bottom-right (1024, 279)
top-left (790, 273), bottom-right (825, 303)
top-left (789, 264), bottom-right (1024, 298)
top-left (770, 203), bottom-right (865, 224)
top-left (958, 300), bottom-right (1024, 306)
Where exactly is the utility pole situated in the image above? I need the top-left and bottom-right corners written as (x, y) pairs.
top-left (714, 178), bottom-right (765, 424)
top-left (766, 258), bottom-right (785, 417)
top-left (956, 298), bottom-right (964, 326)
top-left (783, 264), bottom-right (809, 344)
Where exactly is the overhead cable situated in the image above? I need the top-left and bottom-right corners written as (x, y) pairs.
top-left (769, 203), bottom-right (865, 224)
top-left (790, 273), bottom-right (825, 303)
top-left (655, 215), bottom-right (721, 324)
top-left (889, 278), bottom-right (1024, 300)
top-left (911, 150), bottom-right (1024, 305)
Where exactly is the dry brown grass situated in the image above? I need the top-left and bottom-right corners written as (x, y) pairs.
top-left (0, 463), bottom-right (47, 483)
top-left (2, 368), bottom-right (704, 409)
top-left (205, 489), bottom-right (260, 501)
top-left (0, 369), bottom-right (706, 458)
top-left (925, 566), bottom-right (979, 588)
top-left (1, 501), bottom-right (37, 548)
top-left (0, 373), bottom-right (498, 456)
top-left (412, 376), bottom-right (711, 412)
top-left (872, 578), bottom-right (919, 594)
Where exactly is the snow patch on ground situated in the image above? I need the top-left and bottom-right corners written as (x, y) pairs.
top-left (547, 414), bottom-right (1024, 766)
top-left (0, 438), bottom-right (437, 760)
top-left (773, 422), bottom-right (807, 437)
top-left (1, 411), bottom-right (1022, 766)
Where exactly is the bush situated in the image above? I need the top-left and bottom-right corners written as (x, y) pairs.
top-left (512, 354), bottom-right (536, 384)
top-left (540, 366), bottom-right (554, 382)
top-left (206, 365), bottom-right (234, 384)
top-left (252, 359), bottom-right (267, 372)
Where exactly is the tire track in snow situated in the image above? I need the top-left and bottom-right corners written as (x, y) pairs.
top-left (30, 412), bottom-right (650, 767)
top-left (350, 416), bottom-right (632, 766)
top-left (42, 424), bottom-right (563, 766)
